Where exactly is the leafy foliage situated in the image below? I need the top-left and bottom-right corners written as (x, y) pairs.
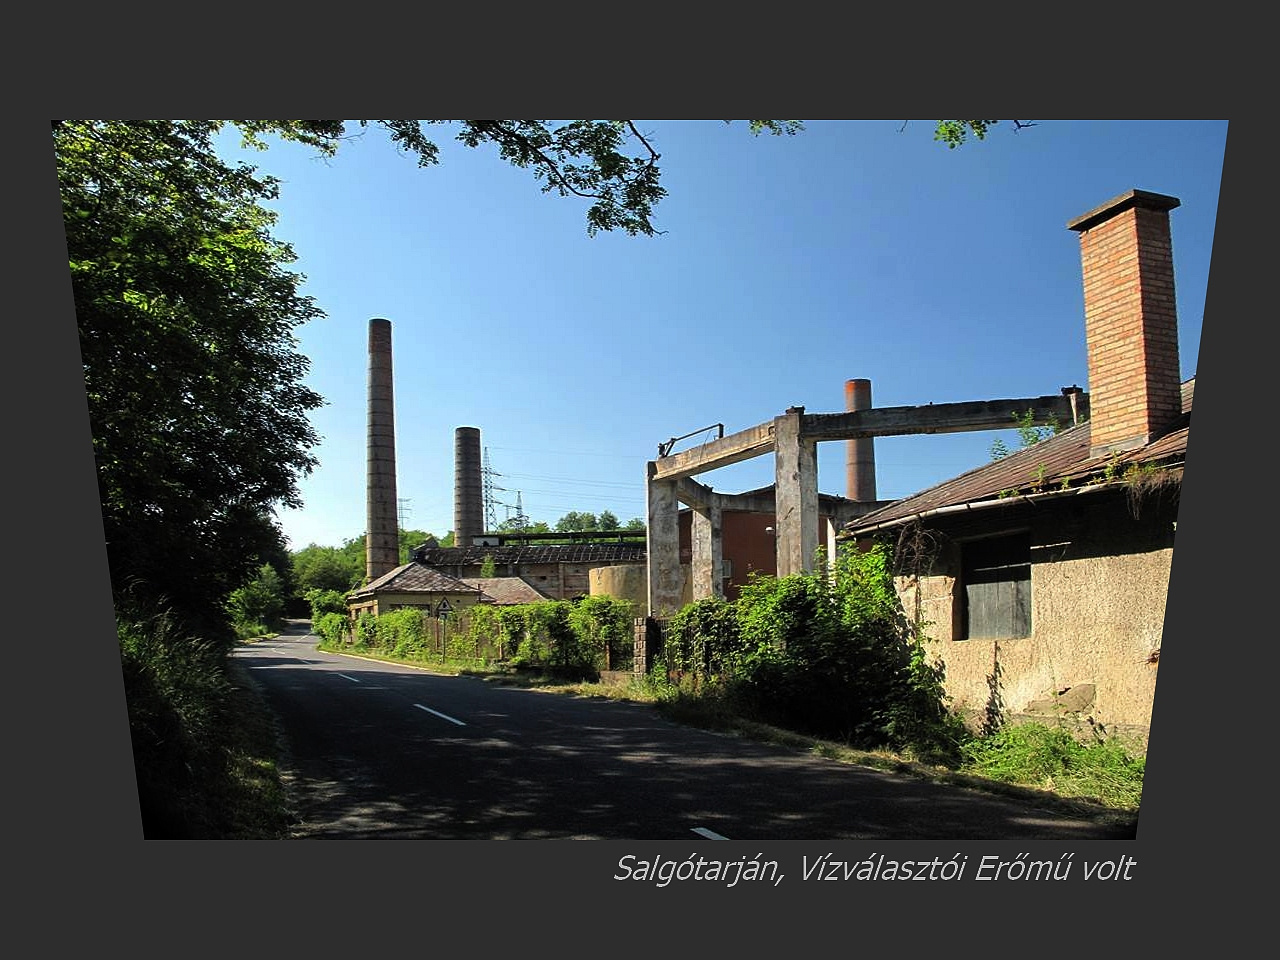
top-left (292, 544), bottom-right (362, 595)
top-left (305, 588), bottom-right (349, 621)
top-left (555, 511), bottom-right (601, 532)
top-left (566, 595), bottom-right (636, 670)
top-left (652, 542), bottom-right (965, 760)
top-left (56, 120), bottom-right (325, 633)
top-left (933, 120), bottom-right (1035, 149)
top-left (226, 562), bottom-right (286, 638)
top-left (990, 408), bottom-right (1062, 461)
top-left (312, 611), bottom-right (352, 646)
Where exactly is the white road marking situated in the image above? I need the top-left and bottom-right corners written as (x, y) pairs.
top-left (414, 703), bottom-right (467, 726)
top-left (692, 827), bottom-right (730, 840)
top-left (337, 673), bottom-right (360, 683)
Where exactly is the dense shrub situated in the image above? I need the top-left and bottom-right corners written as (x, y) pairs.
top-left (650, 541), bottom-right (966, 761)
top-left (378, 608), bottom-right (431, 658)
top-left (313, 611), bottom-right (352, 646)
top-left (306, 588), bottom-right (349, 622)
top-left (567, 595), bottom-right (636, 671)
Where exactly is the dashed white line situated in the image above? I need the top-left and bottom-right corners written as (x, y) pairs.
top-left (692, 827), bottom-right (730, 840)
top-left (414, 703), bottom-right (467, 726)
top-left (337, 673), bottom-right (360, 683)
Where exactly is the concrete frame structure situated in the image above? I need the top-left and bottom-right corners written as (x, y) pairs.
top-left (646, 390), bottom-right (1088, 617)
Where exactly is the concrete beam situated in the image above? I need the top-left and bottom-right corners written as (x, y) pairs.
top-left (650, 421), bottom-right (775, 482)
top-left (675, 476), bottom-right (716, 510)
top-left (800, 394), bottom-right (1087, 441)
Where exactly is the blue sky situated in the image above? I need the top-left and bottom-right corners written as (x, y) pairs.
top-left (215, 120), bottom-right (1227, 551)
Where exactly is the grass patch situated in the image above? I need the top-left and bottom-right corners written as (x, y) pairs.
top-left (959, 722), bottom-right (1146, 809)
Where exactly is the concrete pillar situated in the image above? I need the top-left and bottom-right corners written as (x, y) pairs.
top-left (823, 515), bottom-right (840, 577)
top-left (775, 406), bottom-right (818, 577)
top-left (844, 378), bottom-right (876, 501)
top-left (691, 501), bottom-right (724, 601)
top-left (645, 464), bottom-right (683, 617)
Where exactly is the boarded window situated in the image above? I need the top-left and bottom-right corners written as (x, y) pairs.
top-left (961, 532), bottom-right (1031, 640)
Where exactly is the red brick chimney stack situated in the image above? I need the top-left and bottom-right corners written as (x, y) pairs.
top-left (1067, 189), bottom-right (1183, 459)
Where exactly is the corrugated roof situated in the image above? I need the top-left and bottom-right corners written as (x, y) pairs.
top-left (844, 379), bottom-right (1193, 535)
top-left (416, 543), bottom-right (646, 565)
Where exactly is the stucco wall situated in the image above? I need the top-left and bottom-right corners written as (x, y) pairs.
top-left (892, 493), bottom-right (1174, 747)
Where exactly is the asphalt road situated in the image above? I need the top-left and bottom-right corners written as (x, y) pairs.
top-left (233, 625), bottom-right (1137, 840)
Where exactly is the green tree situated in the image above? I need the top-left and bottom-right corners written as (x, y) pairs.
top-left (227, 562), bottom-right (286, 634)
top-left (597, 510), bottom-right (620, 531)
top-left (292, 544), bottom-right (362, 595)
top-left (555, 511), bottom-right (598, 532)
top-left (932, 120), bottom-right (1036, 149)
top-left (398, 528), bottom-right (434, 563)
top-left (57, 120), bottom-right (325, 634)
top-left (495, 517), bottom-right (550, 534)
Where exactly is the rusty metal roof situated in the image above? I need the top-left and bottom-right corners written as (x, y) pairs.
top-left (416, 543), bottom-right (646, 565)
top-left (844, 379), bottom-right (1193, 535)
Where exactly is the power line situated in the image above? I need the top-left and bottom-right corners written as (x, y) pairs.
top-left (482, 446), bottom-right (505, 532)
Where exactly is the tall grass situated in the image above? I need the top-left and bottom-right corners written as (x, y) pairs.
top-left (959, 723), bottom-right (1146, 808)
top-left (118, 603), bottom-right (290, 838)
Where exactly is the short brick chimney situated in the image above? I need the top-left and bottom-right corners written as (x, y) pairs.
top-left (1067, 189), bottom-right (1183, 458)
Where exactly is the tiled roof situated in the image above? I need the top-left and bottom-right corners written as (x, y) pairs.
top-left (460, 577), bottom-right (554, 605)
top-left (844, 379), bottom-right (1193, 535)
top-left (349, 562), bottom-right (481, 599)
top-left (416, 543), bottom-right (646, 565)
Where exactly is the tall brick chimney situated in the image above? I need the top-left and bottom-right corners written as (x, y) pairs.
top-left (1067, 189), bottom-right (1183, 459)
top-left (366, 318), bottom-right (399, 581)
top-left (844, 378), bottom-right (876, 502)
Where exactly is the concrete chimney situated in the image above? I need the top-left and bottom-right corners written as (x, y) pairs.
top-left (366, 318), bottom-right (399, 580)
top-left (844, 378), bottom-right (876, 501)
top-left (454, 426), bottom-right (483, 547)
top-left (1068, 189), bottom-right (1183, 459)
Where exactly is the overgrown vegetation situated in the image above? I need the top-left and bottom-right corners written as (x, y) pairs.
top-left (119, 599), bottom-right (291, 838)
top-left (959, 723), bottom-right (1146, 809)
top-left (644, 542), bottom-right (969, 766)
top-left (315, 596), bottom-right (638, 682)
